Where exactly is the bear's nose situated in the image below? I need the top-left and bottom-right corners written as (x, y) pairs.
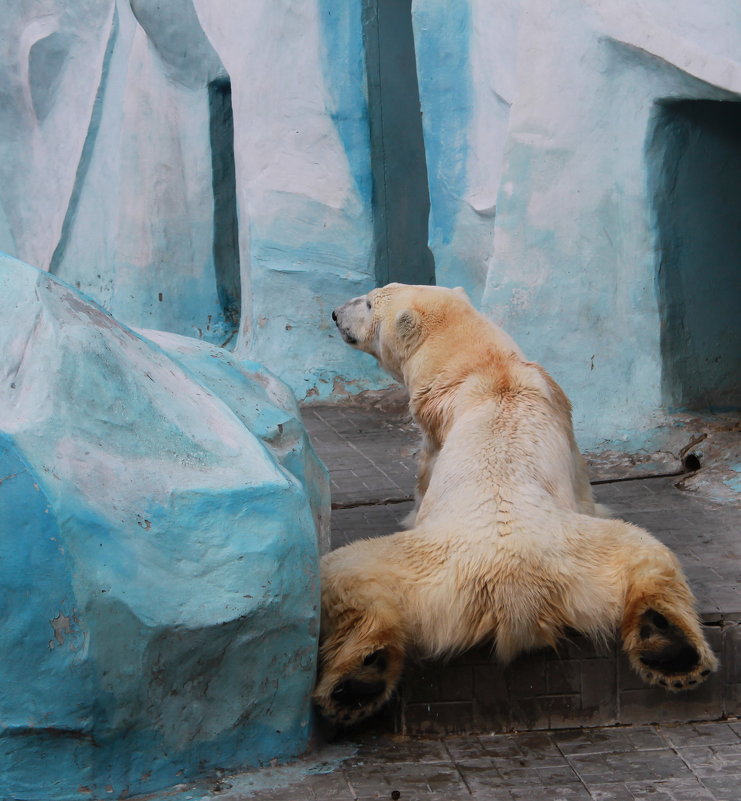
top-left (331, 310), bottom-right (337, 322)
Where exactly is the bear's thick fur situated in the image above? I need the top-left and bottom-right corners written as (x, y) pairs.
top-left (316, 283), bottom-right (717, 725)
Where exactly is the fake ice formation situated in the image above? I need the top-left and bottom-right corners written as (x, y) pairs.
top-left (0, 254), bottom-right (328, 799)
top-left (1, 1), bottom-right (739, 447)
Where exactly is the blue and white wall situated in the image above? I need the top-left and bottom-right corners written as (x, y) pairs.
top-left (413, 0), bottom-right (741, 447)
top-left (0, 0), bottom-right (390, 400)
top-left (2, 0), bottom-right (738, 448)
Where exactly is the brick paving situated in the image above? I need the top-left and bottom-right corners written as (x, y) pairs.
top-left (195, 722), bottom-right (741, 800)
top-left (185, 403), bottom-right (741, 801)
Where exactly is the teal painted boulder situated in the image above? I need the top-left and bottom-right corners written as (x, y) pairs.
top-left (0, 254), bottom-right (327, 799)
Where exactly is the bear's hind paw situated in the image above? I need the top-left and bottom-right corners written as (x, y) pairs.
top-left (628, 608), bottom-right (717, 692)
top-left (314, 647), bottom-right (400, 727)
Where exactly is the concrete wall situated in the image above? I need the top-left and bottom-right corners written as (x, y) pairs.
top-left (0, 0), bottom-right (391, 401)
top-left (1, 0), bottom-right (740, 437)
top-left (414, 0), bottom-right (741, 448)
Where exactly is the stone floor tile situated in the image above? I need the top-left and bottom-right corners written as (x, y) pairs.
top-left (566, 752), bottom-right (617, 783)
top-left (568, 749), bottom-right (693, 785)
top-left (478, 730), bottom-right (562, 760)
top-left (352, 761), bottom-right (470, 797)
top-left (625, 777), bottom-right (715, 800)
top-left (353, 736), bottom-right (450, 763)
top-left (443, 735), bottom-right (492, 763)
top-left (587, 783), bottom-right (635, 800)
top-left (382, 760), bottom-right (466, 784)
top-left (674, 742), bottom-right (741, 777)
top-left (484, 763), bottom-right (545, 786)
top-left (466, 792), bottom-right (514, 801)
top-left (356, 795), bottom-right (470, 801)
top-left (508, 785), bottom-right (592, 800)
top-left (697, 774), bottom-right (741, 801)
top-left (659, 721), bottom-right (741, 749)
top-left (552, 726), bottom-right (666, 756)
top-left (454, 764), bottom-right (512, 799)
top-left (300, 772), bottom-right (356, 799)
top-left (342, 762), bottom-right (393, 796)
top-left (235, 788), bottom-right (333, 801)
top-left (209, 722), bottom-right (741, 800)
top-left (606, 748), bottom-right (695, 781)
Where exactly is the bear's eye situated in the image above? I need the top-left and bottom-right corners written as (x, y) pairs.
top-left (366, 299), bottom-right (372, 310)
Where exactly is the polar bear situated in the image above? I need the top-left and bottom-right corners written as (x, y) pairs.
top-left (315, 283), bottom-right (717, 726)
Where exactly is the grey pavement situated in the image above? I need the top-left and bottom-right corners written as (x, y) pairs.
top-left (185, 403), bottom-right (741, 801)
top-left (192, 720), bottom-right (741, 800)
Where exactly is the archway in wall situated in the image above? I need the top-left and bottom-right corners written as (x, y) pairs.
top-left (362, 0), bottom-right (436, 287)
top-left (651, 100), bottom-right (741, 412)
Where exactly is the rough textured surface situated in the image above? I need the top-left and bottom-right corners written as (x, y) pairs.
top-left (0, 0), bottom-right (391, 399)
top-left (474, 0), bottom-right (741, 449)
top-left (413, 0), bottom-right (741, 450)
top-left (0, 1), bottom-right (738, 440)
top-left (0, 254), bottom-right (327, 799)
top-left (212, 722), bottom-right (741, 801)
top-left (140, 328), bottom-right (331, 553)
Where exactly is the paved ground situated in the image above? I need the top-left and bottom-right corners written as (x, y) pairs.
top-left (194, 721), bottom-right (741, 800)
top-left (184, 402), bottom-right (740, 801)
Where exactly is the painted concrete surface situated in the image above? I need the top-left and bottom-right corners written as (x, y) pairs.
top-left (414, 0), bottom-right (741, 450)
top-left (474, 0), bottom-right (741, 450)
top-left (0, 0), bottom-right (392, 401)
top-left (1, 1), bottom-right (739, 447)
top-left (0, 254), bottom-right (327, 799)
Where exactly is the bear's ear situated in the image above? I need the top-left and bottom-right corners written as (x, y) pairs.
top-left (395, 308), bottom-right (422, 342)
top-left (453, 286), bottom-right (469, 299)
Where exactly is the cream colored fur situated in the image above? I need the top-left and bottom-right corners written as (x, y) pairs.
top-left (316, 283), bottom-right (717, 726)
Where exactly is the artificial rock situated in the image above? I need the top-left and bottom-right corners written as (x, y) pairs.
top-left (0, 253), bottom-right (327, 799)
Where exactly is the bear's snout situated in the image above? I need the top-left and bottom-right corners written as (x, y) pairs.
top-left (332, 306), bottom-right (359, 345)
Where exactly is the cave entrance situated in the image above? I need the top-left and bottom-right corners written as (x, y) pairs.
top-left (651, 100), bottom-right (741, 411)
top-left (362, 0), bottom-right (435, 287)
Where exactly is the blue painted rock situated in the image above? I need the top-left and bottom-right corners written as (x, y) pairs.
top-left (0, 254), bottom-right (327, 799)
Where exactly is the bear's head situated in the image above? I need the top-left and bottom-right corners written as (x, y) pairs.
top-left (332, 283), bottom-right (472, 382)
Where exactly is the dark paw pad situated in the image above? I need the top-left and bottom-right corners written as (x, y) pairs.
top-left (639, 609), bottom-right (669, 637)
top-left (638, 609), bottom-right (699, 675)
top-left (330, 677), bottom-right (387, 709)
top-left (363, 649), bottom-right (388, 670)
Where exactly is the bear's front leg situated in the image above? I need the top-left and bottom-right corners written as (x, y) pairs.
top-left (618, 531), bottom-right (718, 690)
